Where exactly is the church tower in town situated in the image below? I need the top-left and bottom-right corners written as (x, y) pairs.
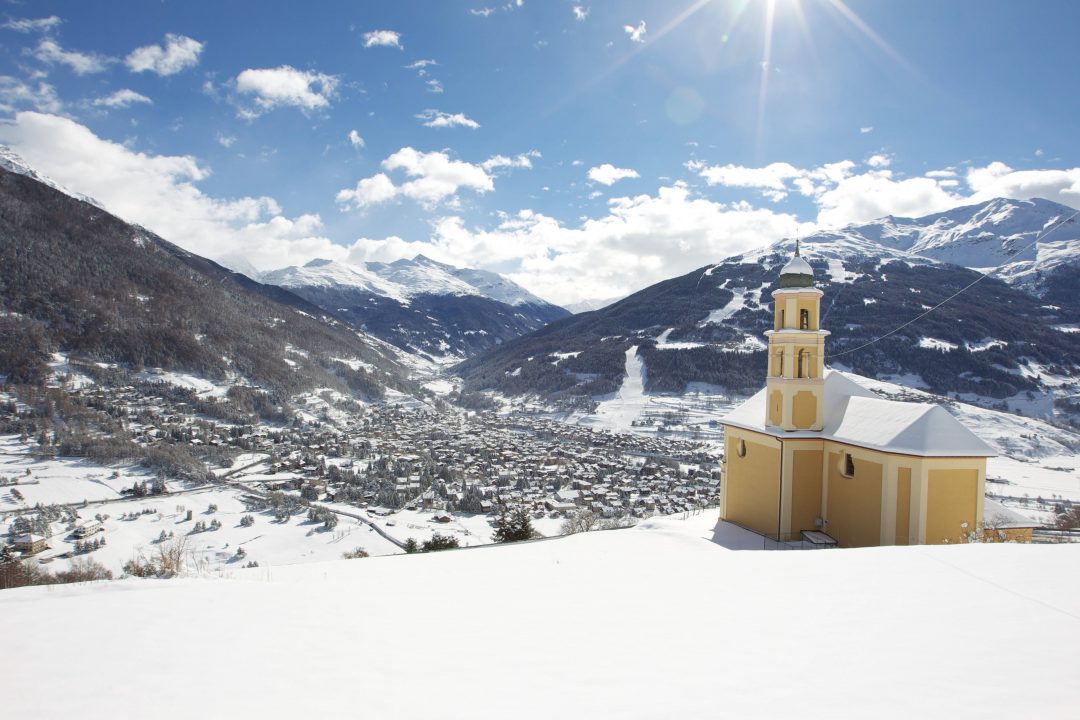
top-left (764, 242), bottom-right (829, 431)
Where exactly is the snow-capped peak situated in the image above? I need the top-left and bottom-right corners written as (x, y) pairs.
top-left (0, 145), bottom-right (104, 210)
top-left (263, 255), bottom-right (557, 309)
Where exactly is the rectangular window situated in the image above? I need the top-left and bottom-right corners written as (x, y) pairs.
top-left (800, 308), bottom-right (810, 330)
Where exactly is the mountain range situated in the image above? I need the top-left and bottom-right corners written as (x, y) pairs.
top-left (0, 162), bottom-right (410, 402)
top-left (457, 197), bottom-right (1080, 425)
top-left (262, 256), bottom-right (568, 359)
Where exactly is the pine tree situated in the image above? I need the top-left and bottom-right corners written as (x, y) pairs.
top-left (493, 506), bottom-right (535, 544)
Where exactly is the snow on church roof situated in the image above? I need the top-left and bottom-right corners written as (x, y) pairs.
top-left (780, 254), bottom-right (813, 276)
top-left (722, 371), bottom-right (996, 457)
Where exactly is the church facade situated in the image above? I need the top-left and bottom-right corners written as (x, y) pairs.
top-left (718, 248), bottom-right (996, 547)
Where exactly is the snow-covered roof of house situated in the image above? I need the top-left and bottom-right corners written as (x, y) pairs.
top-left (722, 371), bottom-right (996, 457)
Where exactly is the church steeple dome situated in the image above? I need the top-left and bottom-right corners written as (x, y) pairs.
top-left (779, 239), bottom-right (814, 288)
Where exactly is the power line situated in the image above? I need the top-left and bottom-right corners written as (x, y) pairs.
top-left (825, 208), bottom-right (1079, 359)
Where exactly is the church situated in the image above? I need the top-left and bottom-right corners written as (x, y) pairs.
top-left (718, 247), bottom-right (996, 547)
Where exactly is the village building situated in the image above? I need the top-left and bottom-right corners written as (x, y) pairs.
top-left (718, 246), bottom-right (996, 547)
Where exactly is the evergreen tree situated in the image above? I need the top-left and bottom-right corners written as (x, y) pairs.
top-left (493, 506), bottom-right (535, 543)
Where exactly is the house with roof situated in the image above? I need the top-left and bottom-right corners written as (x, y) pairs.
top-left (718, 246), bottom-right (996, 547)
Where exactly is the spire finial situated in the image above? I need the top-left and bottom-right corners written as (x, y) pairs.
top-left (795, 236), bottom-right (801, 257)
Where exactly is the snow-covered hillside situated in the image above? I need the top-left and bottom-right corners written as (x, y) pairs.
top-left (262, 256), bottom-right (569, 360)
top-left (264, 254), bottom-right (554, 308)
top-left (0, 145), bottom-right (102, 209)
top-left (3, 511), bottom-right (1077, 720)
top-left (817, 197), bottom-right (1080, 293)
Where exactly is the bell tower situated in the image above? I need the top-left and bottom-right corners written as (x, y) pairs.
top-left (764, 241), bottom-right (829, 431)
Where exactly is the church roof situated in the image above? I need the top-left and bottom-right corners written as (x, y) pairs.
top-left (780, 254), bottom-right (813, 277)
top-left (722, 371), bottom-right (997, 458)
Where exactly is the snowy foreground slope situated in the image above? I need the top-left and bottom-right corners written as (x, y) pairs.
top-left (4, 512), bottom-right (1077, 720)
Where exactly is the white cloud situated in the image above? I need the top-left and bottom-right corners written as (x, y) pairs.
top-left (0, 76), bottom-right (61, 113)
top-left (573, 6), bottom-right (589, 21)
top-left (125, 34), bottom-right (204, 76)
top-left (416, 109), bottom-right (480, 129)
top-left (814, 170), bottom-right (957, 226)
top-left (347, 130), bottom-right (365, 148)
top-left (361, 30), bottom-right (402, 48)
top-left (965, 162), bottom-right (1080, 208)
top-left (0, 111), bottom-right (345, 272)
top-left (482, 151), bottom-right (540, 171)
top-left (235, 66), bottom-right (338, 117)
top-left (346, 184), bottom-right (811, 306)
top-left (624, 20), bottom-right (646, 43)
top-left (426, 79), bottom-right (444, 93)
top-left (866, 153), bottom-right (891, 169)
top-left (2, 16), bottom-right (62, 33)
top-left (217, 133), bottom-right (236, 148)
top-left (336, 147), bottom-right (495, 210)
top-left (587, 163), bottom-right (640, 186)
top-left (695, 161), bottom-right (802, 193)
top-left (32, 38), bottom-right (110, 75)
top-left (692, 157), bottom-right (959, 225)
top-left (470, 8), bottom-right (496, 17)
top-left (1035, 148), bottom-right (1044, 157)
top-left (860, 126), bottom-right (873, 134)
top-left (91, 88), bottom-right (152, 109)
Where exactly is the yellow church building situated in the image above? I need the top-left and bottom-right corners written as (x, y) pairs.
top-left (718, 247), bottom-right (996, 547)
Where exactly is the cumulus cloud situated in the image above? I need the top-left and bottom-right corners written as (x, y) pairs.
top-left (416, 109), bottom-right (480, 129)
top-left (573, 6), bottom-right (589, 21)
top-left (481, 151), bottom-right (540, 171)
top-left (426, 79), bottom-right (444, 93)
top-left (470, 8), bottom-right (496, 17)
top-left (2, 16), bottom-right (62, 33)
top-left (235, 65), bottom-right (337, 117)
top-left (125, 34), bottom-right (204, 76)
top-left (0, 76), bottom-right (61, 113)
top-left (587, 163), bottom-right (639, 186)
top-left (32, 38), bottom-right (110, 75)
top-left (965, 161), bottom-right (1080, 208)
top-left (860, 126), bottom-right (873, 134)
top-left (624, 20), bottom-right (646, 43)
top-left (217, 133), bottom-right (236, 148)
top-left (91, 89), bottom-right (152, 109)
top-left (336, 147), bottom-right (495, 210)
top-left (361, 30), bottom-right (402, 48)
top-left (347, 129), bottom-right (365, 148)
top-left (0, 111), bottom-right (344, 272)
top-left (345, 184), bottom-right (812, 306)
top-left (814, 170), bottom-right (958, 226)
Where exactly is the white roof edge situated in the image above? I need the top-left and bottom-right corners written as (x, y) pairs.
top-left (721, 418), bottom-right (996, 458)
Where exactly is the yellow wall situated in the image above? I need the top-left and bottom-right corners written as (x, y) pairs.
top-left (826, 451), bottom-right (883, 548)
top-left (982, 527), bottom-right (1032, 543)
top-left (791, 449), bottom-right (823, 534)
top-left (926, 468), bottom-right (979, 544)
top-left (768, 390), bottom-right (782, 426)
top-left (895, 467), bottom-right (911, 545)
top-left (724, 432), bottom-right (781, 537)
top-left (792, 391), bottom-right (817, 429)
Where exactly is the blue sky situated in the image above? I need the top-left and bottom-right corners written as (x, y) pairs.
top-left (1, 0), bottom-right (1078, 306)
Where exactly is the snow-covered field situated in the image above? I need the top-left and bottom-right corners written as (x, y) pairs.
top-left (3, 510), bottom-right (1076, 719)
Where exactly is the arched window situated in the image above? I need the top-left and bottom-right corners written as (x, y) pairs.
top-left (842, 453), bottom-right (855, 477)
top-left (800, 308), bottom-right (810, 330)
top-left (777, 351), bottom-right (784, 377)
top-left (797, 349), bottom-right (813, 379)
top-left (780, 308), bottom-right (786, 329)
top-left (736, 439), bottom-right (747, 458)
